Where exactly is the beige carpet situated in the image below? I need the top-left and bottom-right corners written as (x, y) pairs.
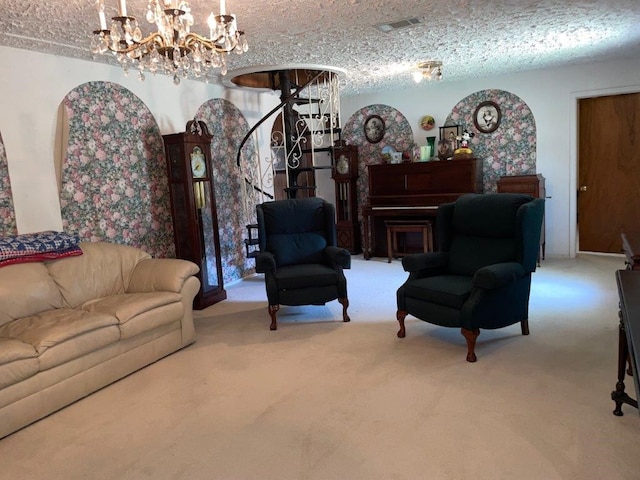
top-left (1, 254), bottom-right (640, 479)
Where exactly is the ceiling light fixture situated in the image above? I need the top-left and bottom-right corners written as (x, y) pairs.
top-left (413, 61), bottom-right (443, 83)
top-left (91, 0), bottom-right (248, 85)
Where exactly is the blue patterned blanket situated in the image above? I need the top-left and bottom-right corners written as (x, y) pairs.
top-left (0, 231), bottom-right (81, 264)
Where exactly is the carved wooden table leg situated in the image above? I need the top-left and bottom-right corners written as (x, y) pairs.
top-left (611, 310), bottom-right (637, 415)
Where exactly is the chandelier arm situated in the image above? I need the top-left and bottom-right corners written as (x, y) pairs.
top-left (106, 32), bottom-right (167, 55)
top-left (183, 33), bottom-right (236, 54)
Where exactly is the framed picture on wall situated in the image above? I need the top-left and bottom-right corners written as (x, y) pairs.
top-left (364, 114), bottom-right (385, 143)
top-left (440, 125), bottom-right (462, 154)
top-left (473, 101), bottom-right (501, 133)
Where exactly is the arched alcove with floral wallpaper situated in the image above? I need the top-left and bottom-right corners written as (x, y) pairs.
top-left (446, 89), bottom-right (536, 192)
top-left (195, 98), bottom-right (258, 284)
top-left (0, 132), bottom-right (17, 235)
top-left (59, 81), bottom-right (174, 258)
top-left (342, 104), bottom-right (415, 222)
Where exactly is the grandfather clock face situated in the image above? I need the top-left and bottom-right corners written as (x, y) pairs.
top-left (190, 146), bottom-right (207, 178)
top-left (336, 154), bottom-right (350, 175)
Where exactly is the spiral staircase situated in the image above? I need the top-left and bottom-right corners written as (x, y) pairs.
top-left (227, 65), bottom-right (344, 258)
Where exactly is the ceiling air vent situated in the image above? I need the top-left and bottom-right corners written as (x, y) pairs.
top-left (374, 17), bottom-right (422, 33)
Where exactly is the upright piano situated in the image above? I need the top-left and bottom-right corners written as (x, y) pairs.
top-left (362, 158), bottom-right (483, 258)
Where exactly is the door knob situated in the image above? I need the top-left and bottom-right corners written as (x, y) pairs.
top-left (579, 185), bottom-right (587, 192)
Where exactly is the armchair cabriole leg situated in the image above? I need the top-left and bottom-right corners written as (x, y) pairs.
top-left (396, 310), bottom-right (407, 338)
top-left (268, 305), bottom-right (279, 330)
top-left (521, 318), bottom-right (530, 335)
top-left (461, 328), bottom-right (480, 362)
top-left (338, 298), bottom-right (350, 323)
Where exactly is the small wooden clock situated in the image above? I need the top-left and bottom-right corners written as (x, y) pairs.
top-left (163, 119), bottom-right (226, 309)
top-left (332, 143), bottom-right (361, 254)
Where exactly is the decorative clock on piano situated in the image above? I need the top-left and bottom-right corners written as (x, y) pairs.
top-left (332, 143), bottom-right (361, 254)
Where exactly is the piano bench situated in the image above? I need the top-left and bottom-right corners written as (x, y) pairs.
top-left (385, 220), bottom-right (433, 263)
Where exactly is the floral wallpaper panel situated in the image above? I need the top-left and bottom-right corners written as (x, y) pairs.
top-left (0, 132), bottom-right (17, 236)
top-left (196, 98), bottom-right (258, 285)
top-left (342, 104), bottom-right (415, 224)
top-left (447, 89), bottom-right (537, 192)
top-left (60, 81), bottom-right (174, 258)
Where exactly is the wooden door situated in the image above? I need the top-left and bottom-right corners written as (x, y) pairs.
top-left (578, 92), bottom-right (640, 253)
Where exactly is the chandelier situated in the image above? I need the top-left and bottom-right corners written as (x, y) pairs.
top-left (91, 0), bottom-right (248, 85)
top-left (413, 61), bottom-right (443, 82)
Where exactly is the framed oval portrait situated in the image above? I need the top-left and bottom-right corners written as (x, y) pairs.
top-left (473, 101), bottom-right (501, 134)
top-left (364, 114), bottom-right (385, 143)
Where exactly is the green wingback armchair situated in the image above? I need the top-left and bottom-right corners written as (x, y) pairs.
top-left (396, 193), bottom-right (545, 362)
top-left (255, 197), bottom-right (351, 330)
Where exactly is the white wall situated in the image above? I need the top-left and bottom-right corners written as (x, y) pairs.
top-left (340, 56), bottom-right (640, 258)
top-left (0, 46), bottom-right (279, 234)
top-left (2, 45), bottom-right (640, 257)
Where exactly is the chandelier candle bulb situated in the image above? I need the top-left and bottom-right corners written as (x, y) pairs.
top-left (98, 10), bottom-right (107, 30)
top-left (220, 0), bottom-right (226, 15)
top-left (118, 0), bottom-right (127, 17)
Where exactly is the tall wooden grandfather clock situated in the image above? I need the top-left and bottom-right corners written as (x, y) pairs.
top-left (163, 119), bottom-right (226, 309)
top-left (332, 143), bottom-right (361, 254)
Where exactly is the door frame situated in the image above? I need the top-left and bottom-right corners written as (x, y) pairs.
top-left (569, 85), bottom-right (640, 257)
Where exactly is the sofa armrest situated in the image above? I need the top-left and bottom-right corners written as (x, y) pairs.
top-left (325, 246), bottom-right (351, 269)
top-left (401, 252), bottom-right (448, 274)
top-left (127, 258), bottom-right (200, 293)
top-left (255, 251), bottom-right (276, 274)
top-left (472, 262), bottom-right (526, 290)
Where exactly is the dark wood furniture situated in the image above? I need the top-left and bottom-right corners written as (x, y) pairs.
top-left (163, 120), bottom-right (227, 309)
top-left (362, 158), bottom-right (483, 259)
top-left (612, 269), bottom-right (640, 416)
top-left (385, 220), bottom-right (433, 263)
top-left (622, 232), bottom-right (640, 270)
top-left (332, 144), bottom-right (361, 254)
top-left (497, 174), bottom-right (546, 262)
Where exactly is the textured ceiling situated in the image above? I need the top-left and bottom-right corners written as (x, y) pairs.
top-left (1, 0), bottom-right (640, 96)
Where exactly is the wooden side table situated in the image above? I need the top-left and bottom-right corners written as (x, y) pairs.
top-left (384, 220), bottom-right (433, 263)
top-left (621, 232), bottom-right (640, 270)
top-left (612, 270), bottom-right (640, 416)
top-left (497, 174), bottom-right (545, 263)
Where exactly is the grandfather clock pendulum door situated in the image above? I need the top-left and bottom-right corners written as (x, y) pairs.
top-left (163, 120), bottom-right (226, 309)
top-left (332, 143), bottom-right (361, 254)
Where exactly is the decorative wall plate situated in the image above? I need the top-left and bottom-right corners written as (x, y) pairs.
top-left (420, 115), bottom-right (435, 130)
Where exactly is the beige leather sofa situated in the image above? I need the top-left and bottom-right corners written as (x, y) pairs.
top-left (0, 241), bottom-right (200, 439)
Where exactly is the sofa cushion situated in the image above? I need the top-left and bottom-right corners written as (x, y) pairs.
top-left (46, 242), bottom-right (151, 308)
top-left (0, 309), bottom-right (121, 371)
top-left (0, 338), bottom-right (39, 389)
top-left (275, 264), bottom-right (340, 290)
top-left (403, 275), bottom-right (473, 309)
top-left (82, 292), bottom-right (184, 339)
top-left (0, 262), bottom-right (64, 328)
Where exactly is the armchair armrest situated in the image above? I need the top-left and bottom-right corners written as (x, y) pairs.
top-left (472, 262), bottom-right (526, 290)
top-left (401, 252), bottom-right (448, 274)
top-left (255, 251), bottom-right (277, 274)
top-left (325, 246), bottom-right (351, 269)
top-left (128, 258), bottom-right (200, 293)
